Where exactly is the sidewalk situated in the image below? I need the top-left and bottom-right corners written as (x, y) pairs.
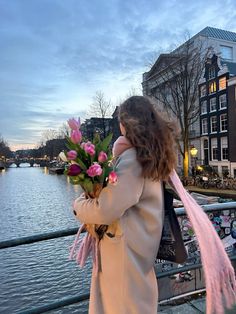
top-left (158, 295), bottom-right (236, 313)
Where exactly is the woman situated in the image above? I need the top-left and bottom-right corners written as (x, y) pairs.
top-left (73, 96), bottom-right (176, 314)
top-left (72, 96), bottom-right (236, 314)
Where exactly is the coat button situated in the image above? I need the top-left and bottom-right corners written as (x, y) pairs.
top-left (73, 210), bottom-right (77, 216)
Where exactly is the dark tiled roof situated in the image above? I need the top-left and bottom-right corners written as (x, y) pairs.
top-left (223, 61), bottom-right (236, 75)
top-left (198, 26), bottom-right (236, 42)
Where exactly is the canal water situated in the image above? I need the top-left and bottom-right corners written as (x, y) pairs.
top-left (0, 165), bottom-right (92, 313)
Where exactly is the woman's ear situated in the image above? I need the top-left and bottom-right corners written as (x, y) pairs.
top-left (119, 123), bottom-right (126, 136)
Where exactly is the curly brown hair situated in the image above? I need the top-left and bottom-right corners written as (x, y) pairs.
top-left (118, 96), bottom-right (177, 181)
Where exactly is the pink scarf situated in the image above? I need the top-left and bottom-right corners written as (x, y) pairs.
top-left (69, 136), bottom-right (236, 313)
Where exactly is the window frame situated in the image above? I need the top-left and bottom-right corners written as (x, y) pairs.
top-left (222, 166), bottom-right (229, 175)
top-left (201, 100), bottom-right (207, 114)
top-left (209, 81), bottom-right (217, 94)
top-left (209, 97), bottom-right (217, 112)
top-left (200, 85), bottom-right (206, 97)
top-left (211, 138), bottom-right (218, 161)
top-left (221, 137), bottom-right (228, 161)
top-left (220, 45), bottom-right (233, 61)
top-left (219, 94), bottom-right (227, 109)
top-left (220, 113), bottom-right (228, 132)
top-left (219, 77), bottom-right (226, 91)
top-left (202, 118), bottom-right (208, 135)
top-left (210, 116), bottom-right (217, 133)
top-left (208, 67), bottom-right (215, 80)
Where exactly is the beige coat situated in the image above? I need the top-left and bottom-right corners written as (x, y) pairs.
top-left (73, 148), bottom-right (164, 314)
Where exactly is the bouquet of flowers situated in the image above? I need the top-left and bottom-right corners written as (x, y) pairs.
top-left (59, 117), bottom-right (117, 272)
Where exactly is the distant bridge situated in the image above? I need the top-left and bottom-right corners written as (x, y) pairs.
top-left (5, 158), bottom-right (50, 168)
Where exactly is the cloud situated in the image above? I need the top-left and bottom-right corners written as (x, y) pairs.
top-left (0, 0), bottom-right (236, 149)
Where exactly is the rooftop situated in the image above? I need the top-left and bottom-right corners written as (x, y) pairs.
top-left (197, 26), bottom-right (236, 42)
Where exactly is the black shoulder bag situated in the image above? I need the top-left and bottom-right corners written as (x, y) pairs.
top-left (156, 183), bottom-right (188, 263)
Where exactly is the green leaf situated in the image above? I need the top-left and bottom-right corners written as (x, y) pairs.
top-left (69, 176), bottom-right (80, 185)
top-left (93, 133), bottom-right (100, 145)
top-left (75, 158), bottom-right (87, 171)
top-left (78, 173), bottom-right (85, 180)
top-left (103, 166), bottom-right (113, 182)
top-left (83, 178), bottom-right (94, 193)
top-left (97, 133), bottom-right (113, 153)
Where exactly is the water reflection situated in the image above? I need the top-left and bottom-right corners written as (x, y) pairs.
top-left (44, 166), bottom-right (49, 174)
top-left (0, 167), bottom-right (88, 313)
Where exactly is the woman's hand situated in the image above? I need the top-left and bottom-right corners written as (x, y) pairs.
top-left (84, 224), bottom-right (100, 240)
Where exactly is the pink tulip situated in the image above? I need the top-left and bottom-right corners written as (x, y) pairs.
top-left (67, 150), bottom-right (77, 160)
top-left (84, 142), bottom-right (95, 156)
top-left (68, 117), bottom-right (81, 130)
top-left (67, 164), bottom-right (81, 176)
top-left (71, 130), bottom-right (82, 144)
top-left (108, 171), bottom-right (118, 184)
top-left (98, 151), bottom-right (108, 163)
top-left (87, 163), bottom-right (103, 177)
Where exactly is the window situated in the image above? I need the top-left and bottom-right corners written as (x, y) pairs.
top-left (220, 45), bottom-right (233, 61)
top-left (204, 139), bottom-right (208, 149)
top-left (202, 118), bottom-right (208, 134)
top-left (219, 94), bottom-right (227, 109)
top-left (212, 166), bottom-right (219, 175)
top-left (211, 138), bottom-right (218, 160)
top-left (220, 114), bottom-right (227, 132)
top-left (211, 116), bottom-right (217, 133)
top-left (203, 139), bottom-right (209, 165)
top-left (222, 166), bottom-right (229, 176)
top-left (201, 100), bottom-right (207, 114)
top-left (208, 67), bottom-right (215, 80)
top-left (210, 97), bottom-right (216, 111)
top-left (219, 77), bottom-right (226, 90)
top-left (209, 81), bottom-right (216, 94)
top-left (221, 137), bottom-right (228, 160)
top-left (200, 85), bottom-right (206, 97)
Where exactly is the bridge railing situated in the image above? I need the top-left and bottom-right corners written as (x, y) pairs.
top-left (0, 202), bottom-right (236, 314)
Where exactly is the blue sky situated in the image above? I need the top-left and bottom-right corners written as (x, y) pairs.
top-left (1, 0), bottom-right (236, 150)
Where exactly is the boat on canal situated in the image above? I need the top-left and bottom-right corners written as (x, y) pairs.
top-left (48, 161), bottom-right (66, 174)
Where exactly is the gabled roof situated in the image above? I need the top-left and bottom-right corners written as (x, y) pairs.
top-left (143, 26), bottom-right (236, 82)
top-left (197, 26), bottom-right (236, 42)
top-left (145, 54), bottom-right (179, 79)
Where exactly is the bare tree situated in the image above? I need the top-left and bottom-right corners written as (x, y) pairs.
top-left (40, 129), bottom-right (58, 145)
top-left (88, 91), bottom-right (114, 138)
top-left (58, 123), bottom-right (70, 138)
top-left (89, 91), bottom-right (113, 117)
top-left (150, 40), bottom-right (211, 177)
top-left (0, 134), bottom-right (12, 158)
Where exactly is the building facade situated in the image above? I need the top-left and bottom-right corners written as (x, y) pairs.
top-left (142, 26), bottom-right (236, 174)
top-left (81, 117), bottom-right (113, 141)
top-left (199, 55), bottom-right (236, 177)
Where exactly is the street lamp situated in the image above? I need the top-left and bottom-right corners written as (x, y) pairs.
top-left (190, 146), bottom-right (198, 177)
top-left (190, 147), bottom-right (198, 158)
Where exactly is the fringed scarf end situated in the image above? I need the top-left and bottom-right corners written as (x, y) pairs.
top-left (68, 224), bottom-right (100, 273)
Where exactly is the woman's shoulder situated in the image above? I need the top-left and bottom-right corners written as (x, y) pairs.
top-left (115, 147), bottom-right (141, 172)
top-left (115, 147), bottom-right (137, 163)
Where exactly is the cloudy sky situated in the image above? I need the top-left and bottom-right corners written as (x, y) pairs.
top-left (1, 0), bottom-right (236, 150)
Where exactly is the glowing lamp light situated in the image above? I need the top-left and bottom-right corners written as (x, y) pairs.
top-left (190, 147), bottom-right (198, 157)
